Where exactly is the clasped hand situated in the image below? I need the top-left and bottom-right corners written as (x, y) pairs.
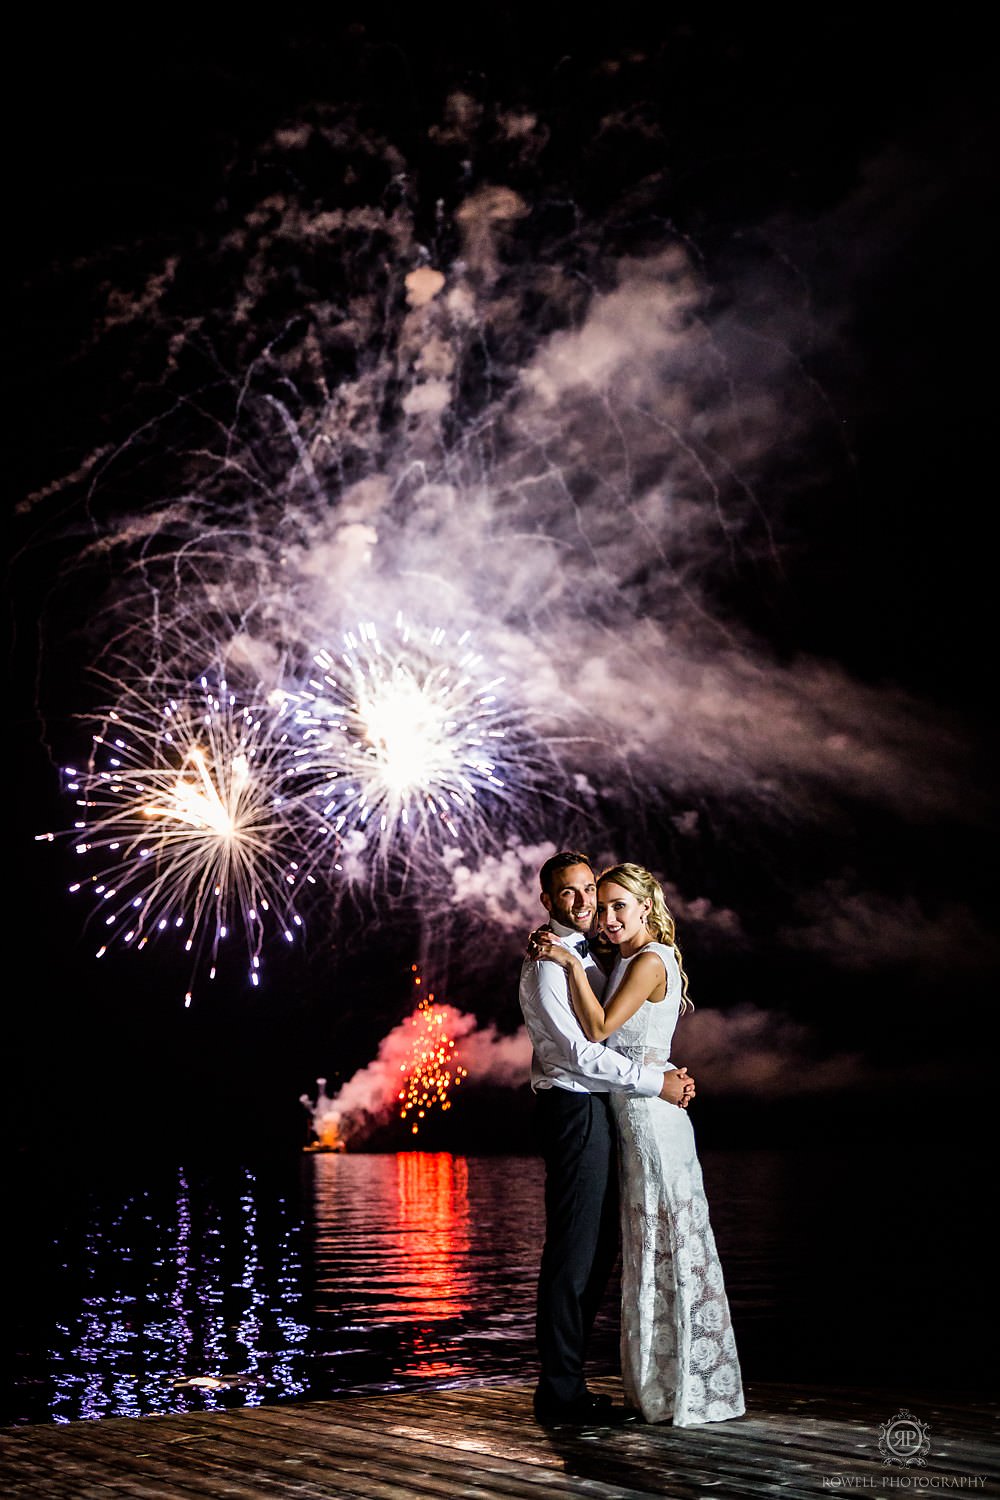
top-left (663, 1067), bottom-right (696, 1109)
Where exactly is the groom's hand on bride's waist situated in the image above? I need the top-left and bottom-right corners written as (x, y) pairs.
top-left (660, 1066), bottom-right (695, 1108)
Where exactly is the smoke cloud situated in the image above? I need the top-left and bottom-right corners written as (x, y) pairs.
top-left (674, 1004), bottom-right (863, 1097)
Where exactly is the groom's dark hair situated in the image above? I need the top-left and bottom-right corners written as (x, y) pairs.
top-left (539, 850), bottom-right (594, 897)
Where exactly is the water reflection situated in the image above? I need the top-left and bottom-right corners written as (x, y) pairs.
top-left (6, 1151), bottom-right (551, 1423)
top-left (396, 1153), bottom-right (471, 1320)
top-left (8, 1163), bottom-right (312, 1424)
top-left (7, 1146), bottom-right (930, 1426)
top-left (313, 1154), bottom-right (457, 1313)
top-left (311, 1152), bottom-right (475, 1381)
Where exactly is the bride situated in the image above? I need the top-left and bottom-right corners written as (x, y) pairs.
top-left (537, 862), bottom-right (745, 1425)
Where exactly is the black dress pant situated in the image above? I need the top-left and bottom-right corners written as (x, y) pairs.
top-left (534, 1087), bottom-right (619, 1407)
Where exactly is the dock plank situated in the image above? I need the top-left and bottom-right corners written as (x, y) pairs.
top-left (243, 1407), bottom-right (663, 1500)
top-left (1, 1379), bottom-right (996, 1500)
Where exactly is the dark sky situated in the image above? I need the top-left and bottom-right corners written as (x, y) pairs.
top-left (6, 13), bottom-right (997, 1160)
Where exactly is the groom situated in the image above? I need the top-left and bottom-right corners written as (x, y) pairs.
top-left (518, 849), bottom-right (694, 1427)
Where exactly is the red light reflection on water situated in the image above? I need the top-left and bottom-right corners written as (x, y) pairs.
top-left (310, 1150), bottom-right (473, 1382)
top-left (395, 1152), bottom-right (471, 1321)
top-left (396, 1152), bottom-right (470, 1377)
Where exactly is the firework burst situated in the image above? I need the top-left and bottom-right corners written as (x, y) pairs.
top-left (37, 610), bottom-right (560, 996)
top-left (43, 674), bottom-right (324, 1004)
top-left (292, 615), bottom-right (513, 875)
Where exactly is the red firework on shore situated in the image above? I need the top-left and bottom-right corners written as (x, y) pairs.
top-left (398, 965), bottom-right (468, 1134)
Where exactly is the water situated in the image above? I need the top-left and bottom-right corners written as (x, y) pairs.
top-left (2, 1146), bottom-right (986, 1425)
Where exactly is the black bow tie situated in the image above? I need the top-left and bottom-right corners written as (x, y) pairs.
top-left (573, 938), bottom-right (590, 956)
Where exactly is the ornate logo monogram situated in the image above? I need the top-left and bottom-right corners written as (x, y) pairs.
top-left (878, 1408), bottom-right (931, 1467)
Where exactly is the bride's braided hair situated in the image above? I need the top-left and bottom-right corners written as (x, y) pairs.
top-left (598, 862), bottom-right (693, 1014)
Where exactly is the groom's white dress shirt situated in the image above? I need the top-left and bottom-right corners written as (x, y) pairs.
top-left (518, 916), bottom-right (668, 1097)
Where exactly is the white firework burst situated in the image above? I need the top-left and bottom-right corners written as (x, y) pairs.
top-left (292, 616), bottom-right (513, 872)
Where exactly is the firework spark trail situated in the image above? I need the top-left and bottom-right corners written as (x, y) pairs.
top-left (38, 218), bottom-right (958, 849)
top-left (39, 673), bottom-right (330, 1004)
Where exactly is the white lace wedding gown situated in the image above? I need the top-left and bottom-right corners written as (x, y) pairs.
top-left (607, 942), bottom-right (745, 1425)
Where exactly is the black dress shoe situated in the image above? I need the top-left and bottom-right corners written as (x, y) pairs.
top-left (533, 1392), bottom-right (630, 1427)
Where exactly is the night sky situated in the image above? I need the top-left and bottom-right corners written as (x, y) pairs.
top-left (6, 13), bottom-right (997, 1163)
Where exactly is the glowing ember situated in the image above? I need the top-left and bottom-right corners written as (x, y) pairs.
top-left (398, 965), bottom-right (467, 1135)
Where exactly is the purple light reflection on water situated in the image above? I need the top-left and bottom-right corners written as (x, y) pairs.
top-left (10, 1163), bottom-right (314, 1424)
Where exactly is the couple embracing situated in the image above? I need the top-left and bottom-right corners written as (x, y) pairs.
top-left (518, 850), bottom-right (745, 1429)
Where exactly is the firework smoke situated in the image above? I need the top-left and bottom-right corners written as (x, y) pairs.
top-left (17, 28), bottom-right (994, 1048)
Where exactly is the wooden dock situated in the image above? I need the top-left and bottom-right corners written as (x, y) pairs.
top-left (1, 1377), bottom-right (997, 1499)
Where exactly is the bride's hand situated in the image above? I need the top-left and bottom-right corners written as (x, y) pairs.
top-left (526, 925), bottom-right (553, 960)
top-left (534, 930), bottom-right (575, 967)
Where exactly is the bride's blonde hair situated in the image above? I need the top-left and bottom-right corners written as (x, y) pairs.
top-left (598, 862), bottom-right (693, 1013)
